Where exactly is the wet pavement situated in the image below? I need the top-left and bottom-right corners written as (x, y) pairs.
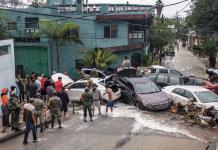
top-left (0, 44), bottom-right (216, 150)
top-left (165, 44), bottom-right (208, 79)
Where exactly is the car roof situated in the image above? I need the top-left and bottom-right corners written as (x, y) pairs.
top-left (164, 85), bottom-right (210, 92)
top-left (150, 65), bottom-right (166, 69)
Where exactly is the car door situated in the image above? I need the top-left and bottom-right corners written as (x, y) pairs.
top-left (66, 82), bottom-right (86, 101)
top-left (156, 74), bottom-right (169, 88)
top-left (170, 88), bottom-right (188, 105)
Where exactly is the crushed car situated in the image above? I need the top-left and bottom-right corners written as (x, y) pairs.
top-left (113, 67), bottom-right (172, 111)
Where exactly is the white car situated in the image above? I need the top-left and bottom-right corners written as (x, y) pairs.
top-left (65, 78), bottom-right (121, 102)
top-left (162, 85), bottom-right (218, 109)
top-left (51, 73), bottom-right (74, 87)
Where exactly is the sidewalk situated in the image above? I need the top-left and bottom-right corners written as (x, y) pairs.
top-left (0, 110), bottom-right (51, 143)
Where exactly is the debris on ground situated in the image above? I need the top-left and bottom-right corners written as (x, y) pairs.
top-left (170, 102), bottom-right (218, 127)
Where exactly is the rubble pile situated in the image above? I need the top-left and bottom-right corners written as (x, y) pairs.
top-left (170, 101), bottom-right (218, 127)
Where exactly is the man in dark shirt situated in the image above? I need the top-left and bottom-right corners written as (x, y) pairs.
top-left (29, 79), bottom-right (38, 99)
top-left (23, 99), bottom-right (37, 144)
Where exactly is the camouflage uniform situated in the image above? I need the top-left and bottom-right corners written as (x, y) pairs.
top-left (48, 96), bottom-right (62, 128)
top-left (34, 98), bottom-right (45, 132)
top-left (81, 91), bottom-right (93, 121)
top-left (8, 97), bottom-right (21, 130)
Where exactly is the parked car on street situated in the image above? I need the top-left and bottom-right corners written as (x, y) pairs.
top-left (187, 77), bottom-right (218, 94)
top-left (148, 67), bottom-right (183, 76)
top-left (147, 74), bottom-right (190, 88)
top-left (162, 86), bottom-right (218, 110)
top-left (51, 73), bottom-right (74, 87)
top-left (114, 76), bottom-right (171, 111)
top-left (65, 78), bottom-right (121, 102)
top-left (81, 68), bottom-right (107, 79)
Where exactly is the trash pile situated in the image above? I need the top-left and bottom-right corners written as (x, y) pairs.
top-left (170, 101), bottom-right (218, 127)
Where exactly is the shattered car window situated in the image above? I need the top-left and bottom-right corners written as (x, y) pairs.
top-left (195, 91), bottom-right (218, 103)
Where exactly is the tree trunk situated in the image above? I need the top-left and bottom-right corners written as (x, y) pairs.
top-left (56, 44), bottom-right (60, 72)
top-left (209, 53), bottom-right (216, 68)
top-left (159, 49), bottom-right (162, 65)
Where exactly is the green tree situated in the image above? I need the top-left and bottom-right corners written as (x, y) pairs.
top-left (82, 49), bottom-right (117, 69)
top-left (149, 18), bottom-right (176, 65)
top-left (200, 37), bottom-right (218, 68)
top-left (38, 20), bottom-right (82, 71)
top-left (0, 11), bottom-right (9, 40)
top-left (187, 0), bottom-right (218, 67)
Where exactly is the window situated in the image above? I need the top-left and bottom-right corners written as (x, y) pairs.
top-left (0, 46), bottom-right (9, 56)
top-left (159, 69), bottom-right (168, 74)
top-left (184, 90), bottom-right (196, 101)
top-left (25, 18), bottom-right (39, 28)
top-left (8, 22), bottom-right (17, 30)
top-left (104, 25), bottom-right (117, 38)
top-left (151, 69), bottom-right (156, 73)
top-left (195, 79), bottom-right (206, 86)
top-left (170, 70), bottom-right (182, 76)
top-left (69, 82), bottom-right (86, 89)
top-left (172, 88), bottom-right (185, 97)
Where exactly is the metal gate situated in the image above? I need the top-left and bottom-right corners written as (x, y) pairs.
top-left (15, 46), bottom-right (48, 76)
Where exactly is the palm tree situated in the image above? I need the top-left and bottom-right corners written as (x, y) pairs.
top-left (155, 0), bottom-right (164, 18)
top-left (82, 49), bottom-right (117, 69)
top-left (38, 20), bottom-right (82, 71)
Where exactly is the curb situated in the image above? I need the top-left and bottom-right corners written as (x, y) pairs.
top-left (0, 120), bottom-right (52, 143)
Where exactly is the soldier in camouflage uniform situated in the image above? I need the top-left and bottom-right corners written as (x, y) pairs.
top-left (8, 91), bottom-right (21, 131)
top-left (47, 91), bottom-right (62, 128)
top-left (34, 93), bottom-right (45, 133)
top-left (81, 87), bottom-right (93, 122)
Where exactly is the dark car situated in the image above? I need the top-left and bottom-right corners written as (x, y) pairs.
top-left (148, 74), bottom-right (191, 88)
top-left (187, 77), bottom-right (218, 94)
top-left (114, 76), bottom-right (171, 111)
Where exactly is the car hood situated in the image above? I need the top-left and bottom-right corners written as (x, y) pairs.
top-left (200, 102), bottom-right (218, 110)
top-left (51, 73), bottom-right (74, 86)
top-left (138, 91), bottom-right (169, 104)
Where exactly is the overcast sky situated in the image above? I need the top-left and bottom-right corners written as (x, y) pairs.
top-left (88, 0), bottom-right (191, 18)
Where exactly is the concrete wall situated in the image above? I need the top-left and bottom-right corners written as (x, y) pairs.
top-left (0, 39), bottom-right (15, 115)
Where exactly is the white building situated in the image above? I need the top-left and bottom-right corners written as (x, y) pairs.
top-left (0, 39), bottom-right (15, 115)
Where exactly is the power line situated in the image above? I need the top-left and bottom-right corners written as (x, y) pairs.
top-left (163, 0), bottom-right (190, 7)
top-left (176, 0), bottom-right (192, 15)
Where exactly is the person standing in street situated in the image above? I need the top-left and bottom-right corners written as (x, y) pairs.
top-left (29, 79), bottom-right (38, 99)
top-left (59, 87), bottom-right (70, 117)
top-left (55, 77), bottom-right (63, 96)
top-left (122, 56), bottom-right (130, 67)
top-left (91, 84), bottom-right (102, 116)
top-left (81, 87), bottom-right (93, 122)
top-left (8, 91), bottom-right (21, 131)
top-left (17, 77), bottom-right (25, 102)
top-left (1, 88), bottom-right (9, 133)
top-left (47, 91), bottom-right (62, 128)
top-left (104, 86), bottom-right (114, 116)
top-left (25, 77), bottom-right (31, 103)
top-left (40, 75), bottom-right (47, 101)
top-left (23, 99), bottom-right (38, 144)
top-left (34, 93), bottom-right (45, 133)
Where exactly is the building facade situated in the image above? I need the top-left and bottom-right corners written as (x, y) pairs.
top-left (3, 0), bottom-right (154, 77)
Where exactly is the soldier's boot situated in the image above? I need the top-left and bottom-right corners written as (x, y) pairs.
top-left (90, 118), bottom-right (93, 122)
top-left (84, 118), bottom-right (87, 122)
top-left (58, 120), bottom-right (62, 129)
top-left (40, 127), bottom-right (44, 133)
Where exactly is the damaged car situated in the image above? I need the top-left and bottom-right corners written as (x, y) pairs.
top-left (114, 67), bottom-right (172, 111)
top-left (162, 85), bottom-right (218, 110)
top-left (65, 78), bottom-right (121, 102)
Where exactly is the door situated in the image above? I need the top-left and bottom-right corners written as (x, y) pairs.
top-left (131, 53), bottom-right (141, 68)
top-left (15, 46), bottom-right (48, 75)
top-left (171, 88), bottom-right (189, 105)
top-left (66, 82), bottom-right (86, 101)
